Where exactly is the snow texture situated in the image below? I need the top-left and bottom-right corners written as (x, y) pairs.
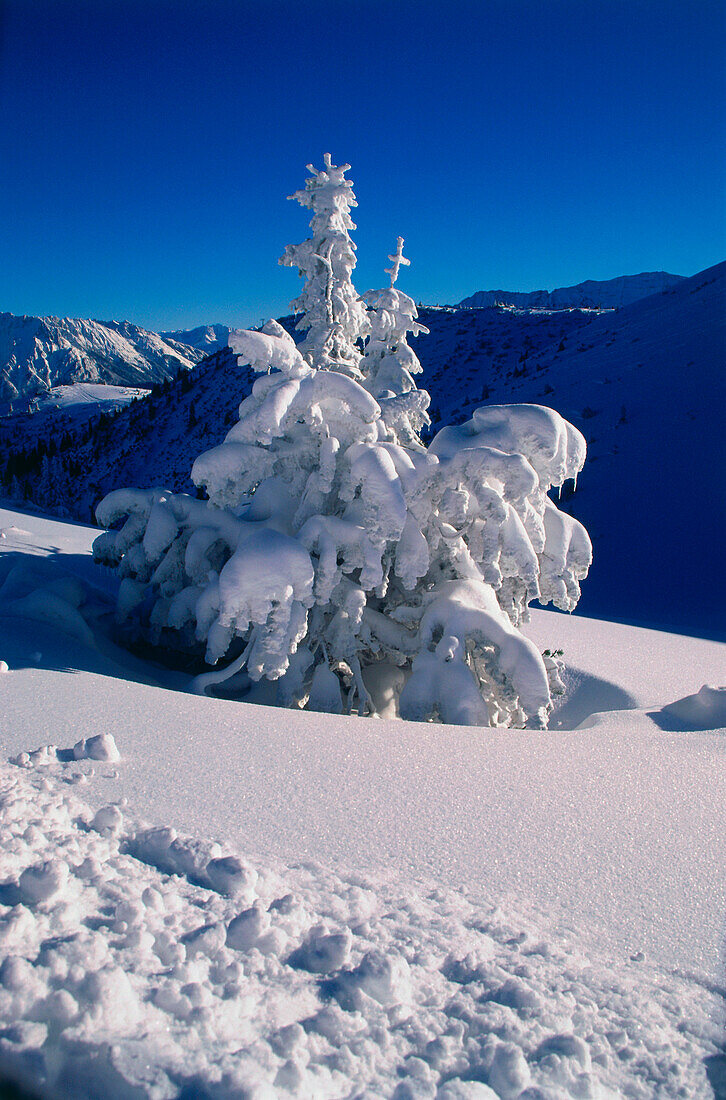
top-left (0, 761), bottom-right (722, 1100)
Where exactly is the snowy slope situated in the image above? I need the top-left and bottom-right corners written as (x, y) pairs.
top-left (2, 313), bottom-right (598, 525)
top-left (0, 313), bottom-right (208, 404)
top-left (0, 504), bottom-right (724, 1099)
top-left (421, 263), bottom-right (726, 638)
top-left (2, 347), bottom-right (258, 522)
top-left (459, 270), bottom-right (685, 309)
top-left (21, 382), bottom-right (149, 412)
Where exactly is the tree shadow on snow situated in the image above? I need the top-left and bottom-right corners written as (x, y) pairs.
top-left (648, 686), bottom-right (726, 732)
top-left (707, 1048), bottom-right (726, 1100)
top-left (548, 666), bottom-right (637, 730)
top-left (704, 947), bottom-right (726, 1100)
top-left (0, 546), bottom-right (188, 693)
top-left (0, 1072), bottom-right (44, 1100)
top-left (0, 544), bottom-right (119, 603)
top-left (1, 614), bottom-right (184, 692)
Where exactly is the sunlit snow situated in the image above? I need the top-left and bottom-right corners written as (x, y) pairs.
top-left (0, 504), bottom-right (724, 1099)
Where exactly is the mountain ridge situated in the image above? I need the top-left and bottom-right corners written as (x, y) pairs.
top-left (0, 312), bottom-right (211, 405)
top-left (160, 324), bottom-right (230, 353)
top-left (458, 270), bottom-right (686, 310)
top-left (1, 270), bottom-right (690, 406)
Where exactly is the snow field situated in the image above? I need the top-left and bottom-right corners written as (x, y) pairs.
top-left (1, 762), bottom-right (722, 1100)
top-left (1, 506), bottom-right (725, 1097)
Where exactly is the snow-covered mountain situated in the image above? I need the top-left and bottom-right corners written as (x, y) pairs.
top-left (160, 323), bottom-right (230, 353)
top-left (0, 313), bottom-right (210, 404)
top-left (459, 270), bottom-right (685, 309)
top-left (1, 273), bottom-right (680, 407)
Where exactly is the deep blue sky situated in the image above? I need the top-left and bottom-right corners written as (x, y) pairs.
top-left (1, 0), bottom-right (724, 330)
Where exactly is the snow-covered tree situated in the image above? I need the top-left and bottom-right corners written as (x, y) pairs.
top-left (93, 156), bottom-right (592, 729)
top-left (36, 453), bottom-right (59, 509)
top-left (279, 154), bottom-right (370, 380)
top-left (361, 236), bottom-right (431, 451)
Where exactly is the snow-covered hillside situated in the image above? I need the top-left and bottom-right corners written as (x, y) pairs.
top-left (0, 313), bottom-right (209, 404)
top-left (1, 347), bottom-right (259, 522)
top-left (432, 262), bottom-right (726, 638)
top-left (7, 382), bottom-right (149, 424)
top-left (459, 270), bottom-right (685, 310)
top-left (0, 504), bottom-right (724, 1099)
top-left (2, 312), bottom-right (595, 523)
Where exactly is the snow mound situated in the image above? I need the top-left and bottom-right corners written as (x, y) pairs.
top-left (547, 666), bottom-right (637, 730)
top-left (10, 734), bottom-right (120, 769)
top-left (650, 683), bottom-right (726, 731)
top-left (0, 763), bottom-right (720, 1099)
top-left (73, 733), bottom-right (121, 762)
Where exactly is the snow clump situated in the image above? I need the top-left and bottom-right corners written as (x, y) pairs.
top-left (10, 733), bottom-right (120, 768)
top-left (73, 733), bottom-right (121, 762)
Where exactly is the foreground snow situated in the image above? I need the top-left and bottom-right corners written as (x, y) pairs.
top-left (2, 761), bottom-right (722, 1100)
top-left (0, 505), bottom-right (724, 1098)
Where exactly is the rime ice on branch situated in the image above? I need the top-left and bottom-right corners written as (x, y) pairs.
top-left (93, 156), bottom-right (592, 728)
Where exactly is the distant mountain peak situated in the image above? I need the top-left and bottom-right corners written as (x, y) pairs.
top-left (458, 271), bottom-right (686, 311)
top-left (160, 324), bottom-right (230, 353)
